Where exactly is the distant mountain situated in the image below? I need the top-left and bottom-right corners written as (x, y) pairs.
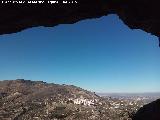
top-left (97, 92), bottom-right (160, 97)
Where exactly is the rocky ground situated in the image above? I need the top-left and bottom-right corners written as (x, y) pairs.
top-left (0, 79), bottom-right (156, 120)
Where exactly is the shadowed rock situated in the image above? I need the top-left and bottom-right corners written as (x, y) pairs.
top-left (0, 0), bottom-right (160, 39)
top-left (132, 99), bottom-right (160, 120)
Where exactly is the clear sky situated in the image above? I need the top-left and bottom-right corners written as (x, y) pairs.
top-left (0, 14), bottom-right (160, 93)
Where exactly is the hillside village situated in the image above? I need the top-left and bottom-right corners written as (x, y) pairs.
top-left (0, 79), bottom-right (158, 120)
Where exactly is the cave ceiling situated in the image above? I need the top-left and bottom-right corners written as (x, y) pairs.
top-left (0, 0), bottom-right (159, 41)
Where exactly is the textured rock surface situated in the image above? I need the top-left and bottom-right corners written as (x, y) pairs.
top-left (0, 0), bottom-right (160, 38)
top-left (132, 99), bottom-right (160, 120)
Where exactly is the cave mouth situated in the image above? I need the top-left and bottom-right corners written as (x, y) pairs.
top-left (0, 1), bottom-right (160, 119)
top-left (0, 14), bottom-right (159, 94)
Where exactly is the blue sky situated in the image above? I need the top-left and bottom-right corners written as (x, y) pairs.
top-left (0, 14), bottom-right (160, 93)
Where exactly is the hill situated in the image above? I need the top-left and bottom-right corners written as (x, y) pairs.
top-left (0, 79), bottom-right (154, 120)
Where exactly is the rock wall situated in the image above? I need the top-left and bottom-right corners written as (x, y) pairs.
top-left (0, 0), bottom-right (160, 38)
top-left (132, 99), bottom-right (160, 120)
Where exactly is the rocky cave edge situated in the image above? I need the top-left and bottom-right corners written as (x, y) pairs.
top-left (0, 0), bottom-right (160, 38)
top-left (0, 0), bottom-right (160, 119)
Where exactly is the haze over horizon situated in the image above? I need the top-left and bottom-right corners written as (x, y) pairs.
top-left (0, 14), bottom-right (160, 93)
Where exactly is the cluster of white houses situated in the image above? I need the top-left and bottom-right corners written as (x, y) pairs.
top-left (68, 97), bottom-right (97, 106)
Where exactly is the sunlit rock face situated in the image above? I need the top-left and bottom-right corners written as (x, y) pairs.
top-left (0, 0), bottom-right (160, 38)
top-left (132, 99), bottom-right (160, 120)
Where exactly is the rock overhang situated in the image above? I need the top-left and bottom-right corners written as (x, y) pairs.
top-left (0, 0), bottom-right (159, 38)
